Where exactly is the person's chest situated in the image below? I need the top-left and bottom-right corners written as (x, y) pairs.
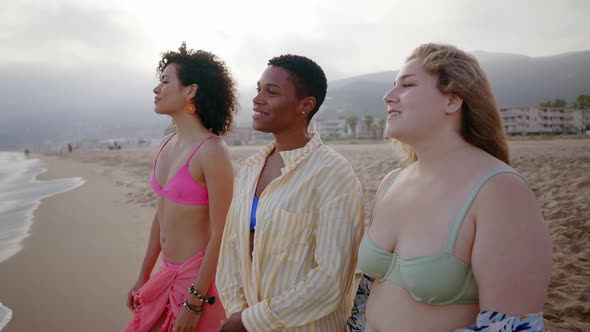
top-left (254, 152), bottom-right (285, 197)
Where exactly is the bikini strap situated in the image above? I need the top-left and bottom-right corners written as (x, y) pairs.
top-left (369, 168), bottom-right (404, 225)
top-left (442, 168), bottom-right (527, 253)
top-left (186, 136), bottom-right (219, 165)
top-left (153, 133), bottom-right (176, 169)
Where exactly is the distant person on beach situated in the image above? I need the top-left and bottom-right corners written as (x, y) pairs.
top-left (67, 143), bottom-right (73, 153)
top-left (216, 54), bottom-right (365, 332)
top-left (355, 43), bottom-right (552, 332)
top-left (124, 42), bottom-right (237, 332)
top-left (23, 148), bottom-right (29, 157)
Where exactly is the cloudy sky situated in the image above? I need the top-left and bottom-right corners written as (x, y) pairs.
top-left (1, 0), bottom-right (589, 129)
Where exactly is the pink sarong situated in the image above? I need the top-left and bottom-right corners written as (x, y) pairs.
top-left (124, 250), bottom-right (226, 332)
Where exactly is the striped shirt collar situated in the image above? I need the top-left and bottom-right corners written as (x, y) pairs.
top-left (245, 131), bottom-right (323, 173)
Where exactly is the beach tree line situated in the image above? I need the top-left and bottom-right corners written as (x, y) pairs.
top-left (340, 115), bottom-right (387, 139)
top-left (538, 94), bottom-right (590, 109)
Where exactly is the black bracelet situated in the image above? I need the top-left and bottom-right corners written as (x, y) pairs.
top-left (183, 300), bottom-right (204, 315)
top-left (188, 284), bottom-right (216, 305)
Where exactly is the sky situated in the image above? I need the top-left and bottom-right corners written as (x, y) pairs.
top-left (1, 0), bottom-right (589, 128)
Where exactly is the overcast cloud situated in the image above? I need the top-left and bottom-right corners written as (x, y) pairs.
top-left (1, 0), bottom-right (589, 133)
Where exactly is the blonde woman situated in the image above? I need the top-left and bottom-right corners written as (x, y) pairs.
top-left (357, 44), bottom-right (552, 331)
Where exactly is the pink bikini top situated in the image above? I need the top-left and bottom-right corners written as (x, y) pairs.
top-left (150, 134), bottom-right (217, 205)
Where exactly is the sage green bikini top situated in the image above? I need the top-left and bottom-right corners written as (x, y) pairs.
top-left (358, 167), bottom-right (522, 305)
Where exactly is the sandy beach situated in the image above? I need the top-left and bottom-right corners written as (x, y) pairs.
top-left (0, 151), bottom-right (154, 331)
top-left (0, 139), bottom-right (588, 331)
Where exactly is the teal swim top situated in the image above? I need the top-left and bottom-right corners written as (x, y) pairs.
top-left (358, 167), bottom-right (522, 305)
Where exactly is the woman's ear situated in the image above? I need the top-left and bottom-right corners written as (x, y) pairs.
top-left (300, 96), bottom-right (316, 114)
top-left (186, 84), bottom-right (199, 100)
top-left (445, 94), bottom-right (463, 115)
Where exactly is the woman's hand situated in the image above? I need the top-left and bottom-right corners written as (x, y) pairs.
top-left (126, 278), bottom-right (147, 312)
top-left (219, 312), bottom-right (247, 332)
top-left (173, 305), bottom-right (201, 332)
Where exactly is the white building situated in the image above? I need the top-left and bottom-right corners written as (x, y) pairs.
top-left (354, 121), bottom-right (371, 138)
top-left (310, 119), bottom-right (348, 138)
top-left (224, 127), bottom-right (253, 145)
top-left (500, 106), bottom-right (583, 134)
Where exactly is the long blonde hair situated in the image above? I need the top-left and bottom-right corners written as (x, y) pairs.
top-left (398, 43), bottom-right (510, 165)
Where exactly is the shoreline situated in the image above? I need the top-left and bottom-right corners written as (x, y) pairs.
top-left (0, 152), bottom-right (84, 265)
top-left (0, 154), bottom-right (152, 331)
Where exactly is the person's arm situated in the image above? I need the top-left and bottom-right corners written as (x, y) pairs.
top-left (137, 213), bottom-right (162, 281)
top-left (215, 171), bottom-right (248, 316)
top-left (458, 173), bottom-right (552, 331)
top-left (175, 138), bottom-right (234, 329)
top-left (128, 135), bottom-right (173, 311)
top-left (127, 213), bottom-right (161, 311)
top-left (241, 186), bottom-right (365, 330)
top-left (189, 139), bottom-right (234, 301)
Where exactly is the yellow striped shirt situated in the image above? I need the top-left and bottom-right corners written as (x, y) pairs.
top-left (217, 132), bottom-right (365, 332)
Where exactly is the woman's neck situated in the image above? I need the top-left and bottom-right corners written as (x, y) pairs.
top-left (170, 112), bottom-right (208, 141)
top-left (272, 125), bottom-right (311, 152)
top-left (411, 130), bottom-right (473, 174)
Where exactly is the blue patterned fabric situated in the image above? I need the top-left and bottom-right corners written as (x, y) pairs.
top-left (347, 274), bottom-right (373, 332)
top-left (347, 275), bottom-right (543, 332)
top-left (455, 311), bottom-right (544, 332)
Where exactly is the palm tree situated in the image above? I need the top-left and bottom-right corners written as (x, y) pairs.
top-left (363, 115), bottom-right (374, 138)
top-left (345, 115), bottom-right (359, 138)
top-left (377, 119), bottom-right (386, 138)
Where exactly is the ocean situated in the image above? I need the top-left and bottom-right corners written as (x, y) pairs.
top-left (0, 152), bottom-right (84, 264)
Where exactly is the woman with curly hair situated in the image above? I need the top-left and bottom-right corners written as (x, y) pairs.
top-left (124, 42), bottom-right (237, 332)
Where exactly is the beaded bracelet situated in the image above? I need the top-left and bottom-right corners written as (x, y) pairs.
top-left (188, 284), bottom-right (216, 305)
top-left (183, 300), bottom-right (204, 315)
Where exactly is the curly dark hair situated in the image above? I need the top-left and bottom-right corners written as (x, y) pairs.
top-left (157, 42), bottom-right (238, 135)
top-left (267, 54), bottom-right (327, 122)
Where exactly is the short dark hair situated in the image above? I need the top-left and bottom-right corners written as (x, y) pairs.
top-left (157, 42), bottom-right (238, 135)
top-left (267, 54), bottom-right (327, 121)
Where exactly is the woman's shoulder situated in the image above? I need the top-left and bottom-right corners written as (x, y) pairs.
top-left (472, 164), bottom-right (544, 233)
top-left (382, 167), bottom-right (404, 183)
top-left (378, 166), bottom-right (405, 189)
top-left (314, 145), bottom-right (358, 176)
top-left (462, 150), bottom-right (527, 200)
top-left (193, 135), bottom-right (229, 158)
top-left (198, 134), bottom-right (226, 147)
top-left (476, 165), bottom-right (530, 201)
top-left (316, 145), bottom-right (350, 164)
top-left (159, 133), bottom-right (175, 147)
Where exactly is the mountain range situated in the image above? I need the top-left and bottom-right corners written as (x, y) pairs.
top-left (0, 50), bottom-right (588, 150)
top-left (317, 50), bottom-right (590, 120)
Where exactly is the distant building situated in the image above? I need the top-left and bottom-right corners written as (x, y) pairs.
top-left (310, 119), bottom-right (348, 138)
top-left (353, 121), bottom-right (370, 138)
top-left (500, 106), bottom-right (583, 134)
top-left (224, 127), bottom-right (253, 145)
top-left (249, 130), bottom-right (274, 145)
